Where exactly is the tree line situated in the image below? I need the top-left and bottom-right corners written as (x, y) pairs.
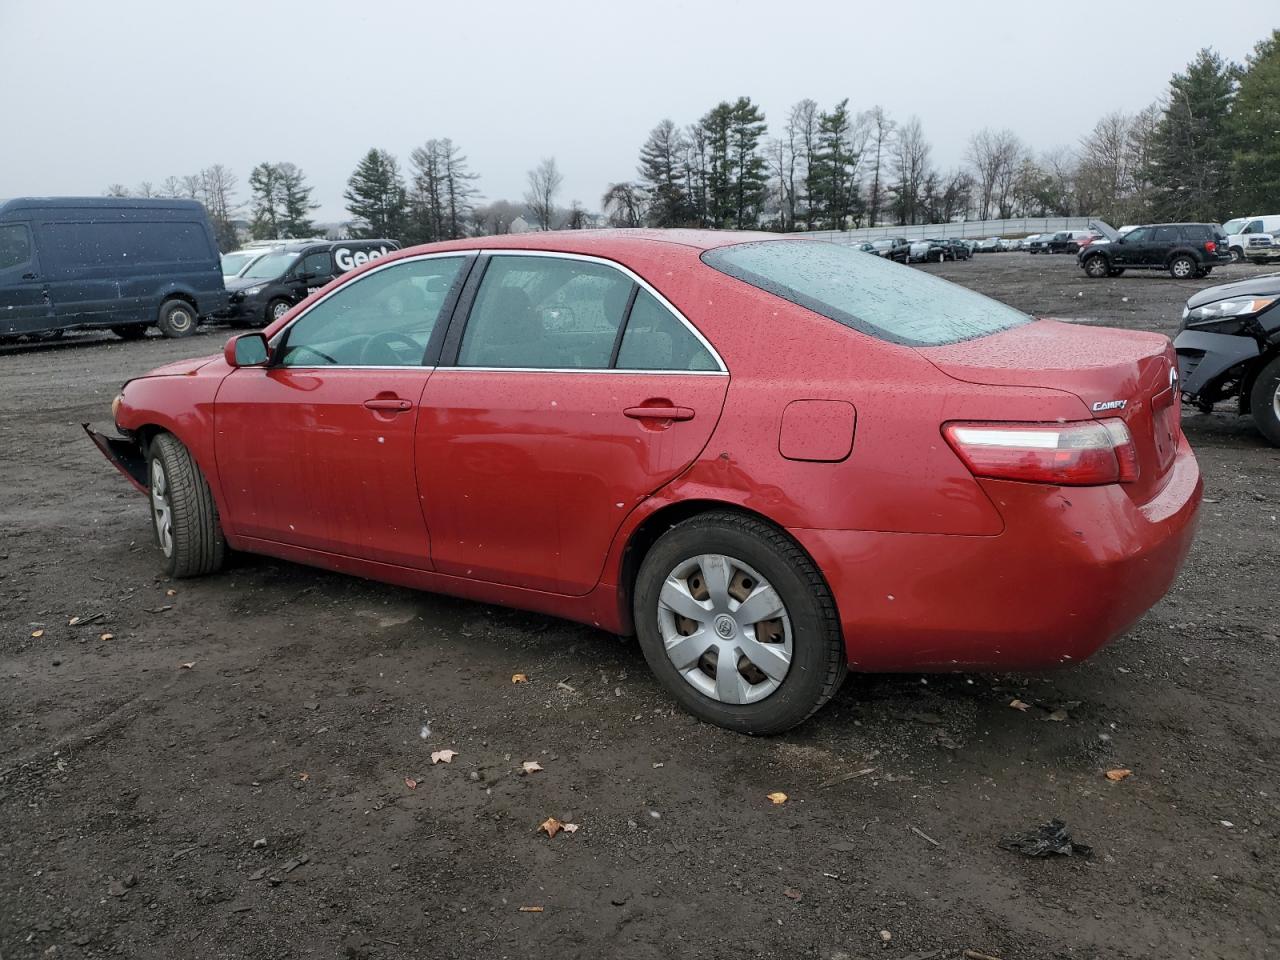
top-left (104, 29), bottom-right (1278, 244)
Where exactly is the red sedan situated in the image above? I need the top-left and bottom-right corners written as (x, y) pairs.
top-left (87, 231), bottom-right (1202, 734)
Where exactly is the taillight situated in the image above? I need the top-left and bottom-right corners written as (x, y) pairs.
top-left (943, 420), bottom-right (1139, 486)
top-left (1204, 241), bottom-right (1217, 254)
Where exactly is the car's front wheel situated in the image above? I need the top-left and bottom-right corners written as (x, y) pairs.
top-left (147, 433), bottom-right (227, 578)
top-left (633, 512), bottom-right (846, 735)
top-left (266, 298), bottom-right (292, 325)
top-left (1249, 354), bottom-right (1280, 447)
top-left (1083, 255), bottom-right (1110, 279)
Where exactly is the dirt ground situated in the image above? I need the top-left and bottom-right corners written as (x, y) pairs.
top-left (2, 252), bottom-right (1277, 960)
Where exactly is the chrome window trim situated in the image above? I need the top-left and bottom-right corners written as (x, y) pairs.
top-left (271, 247), bottom-right (729, 375)
top-left (459, 250), bottom-right (728, 374)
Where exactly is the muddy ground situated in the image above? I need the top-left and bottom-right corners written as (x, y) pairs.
top-left (1, 252), bottom-right (1277, 960)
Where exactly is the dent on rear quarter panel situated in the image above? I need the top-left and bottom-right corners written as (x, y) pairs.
top-left (114, 361), bottom-right (230, 518)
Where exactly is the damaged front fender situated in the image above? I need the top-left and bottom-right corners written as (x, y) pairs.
top-left (82, 423), bottom-right (148, 494)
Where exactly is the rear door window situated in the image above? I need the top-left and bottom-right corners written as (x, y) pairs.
top-left (297, 250), bottom-right (332, 280)
top-left (457, 255), bottom-right (633, 369)
top-left (616, 289), bottom-right (719, 371)
top-left (1153, 226), bottom-right (1179, 243)
top-left (702, 239), bottom-right (1029, 347)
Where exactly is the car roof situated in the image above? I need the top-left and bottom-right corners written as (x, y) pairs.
top-left (402, 228), bottom-right (781, 260)
top-left (0, 196), bottom-right (206, 216)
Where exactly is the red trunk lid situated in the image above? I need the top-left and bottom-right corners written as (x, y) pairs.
top-left (919, 320), bottom-right (1181, 503)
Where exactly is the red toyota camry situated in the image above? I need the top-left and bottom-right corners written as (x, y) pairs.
top-left (87, 230), bottom-right (1202, 734)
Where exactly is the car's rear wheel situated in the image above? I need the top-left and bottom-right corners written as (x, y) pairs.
top-left (633, 512), bottom-right (846, 735)
top-left (112, 325), bottom-right (147, 341)
top-left (147, 433), bottom-right (227, 578)
top-left (1249, 354), bottom-right (1280, 447)
top-left (1083, 255), bottom-right (1110, 279)
top-left (1169, 256), bottom-right (1197, 279)
top-left (157, 299), bottom-right (197, 338)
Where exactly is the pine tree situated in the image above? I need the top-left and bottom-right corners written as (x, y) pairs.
top-left (638, 119), bottom-right (689, 227)
top-left (809, 100), bottom-right (864, 230)
top-left (439, 139), bottom-right (478, 239)
top-left (700, 103), bottom-right (734, 228)
top-left (344, 149), bottom-right (408, 239)
top-left (278, 163), bottom-right (317, 237)
top-left (728, 97), bottom-right (768, 228)
top-left (1229, 30), bottom-right (1280, 214)
top-left (1148, 48), bottom-right (1237, 221)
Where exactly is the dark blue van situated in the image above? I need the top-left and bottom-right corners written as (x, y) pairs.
top-left (0, 197), bottom-right (228, 340)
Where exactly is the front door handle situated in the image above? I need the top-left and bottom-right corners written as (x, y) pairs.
top-left (624, 405), bottom-right (694, 422)
top-left (364, 397), bottom-right (413, 412)
top-left (22, 272), bottom-right (38, 281)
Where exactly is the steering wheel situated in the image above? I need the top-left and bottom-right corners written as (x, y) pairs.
top-left (285, 344), bottom-right (337, 365)
top-left (360, 331), bottom-right (421, 366)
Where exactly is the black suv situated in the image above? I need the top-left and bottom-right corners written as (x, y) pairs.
top-left (1078, 223), bottom-right (1230, 280)
top-left (871, 238), bottom-right (910, 263)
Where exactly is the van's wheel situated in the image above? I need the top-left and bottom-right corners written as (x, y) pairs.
top-left (1249, 355), bottom-right (1280, 447)
top-left (112, 325), bottom-right (147, 341)
top-left (1169, 256), bottom-right (1196, 279)
top-left (633, 512), bottom-right (846, 735)
top-left (1230, 247), bottom-right (1244, 263)
top-left (266, 299), bottom-right (292, 325)
top-left (147, 433), bottom-right (226, 578)
top-left (1083, 255), bottom-right (1110, 279)
top-left (157, 299), bottom-right (197, 338)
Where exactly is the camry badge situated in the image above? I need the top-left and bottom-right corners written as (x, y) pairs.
top-left (1092, 399), bottom-right (1127, 412)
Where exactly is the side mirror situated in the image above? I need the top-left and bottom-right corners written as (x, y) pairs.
top-left (225, 333), bottom-right (269, 368)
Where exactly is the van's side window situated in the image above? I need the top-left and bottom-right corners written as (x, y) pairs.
top-left (0, 225), bottom-right (32, 271)
top-left (297, 251), bottom-right (331, 280)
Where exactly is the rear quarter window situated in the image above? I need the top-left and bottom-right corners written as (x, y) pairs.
top-left (701, 240), bottom-right (1030, 347)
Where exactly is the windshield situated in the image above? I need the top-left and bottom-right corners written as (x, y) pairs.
top-left (241, 251), bottom-right (299, 280)
top-left (220, 252), bottom-right (260, 276)
top-left (1222, 218), bottom-right (1247, 235)
top-left (702, 240), bottom-right (1030, 347)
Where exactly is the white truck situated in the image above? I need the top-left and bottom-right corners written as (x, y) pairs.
top-left (1223, 215), bottom-right (1280, 262)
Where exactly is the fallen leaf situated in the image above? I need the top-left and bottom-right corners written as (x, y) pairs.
top-left (404, 777), bottom-right (418, 790)
top-left (783, 887), bottom-right (802, 901)
top-left (101, 633), bottom-right (115, 642)
top-left (539, 817), bottom-right (562, 838)
top-left (1009, 699), bottom-right (1030, 711)
top-left (1105, 768), bottom-right (1132, 782)
top-left (511, 673), bottom-right (528, 684)
top-left (180, 661), bottom-right (195, 669)
top-left (518, 906), bottom-right (544, 913)
top-left (31, 629), bottom-right (44, 638)
top-left (561, 822), bottom-right (580, 834)
top-left (431, 749), bottom-right (457, 764)
top-left (521, 761), bottom-right (543, 775)
top-left (68, 616), bottom-right (81, 626)
top-left (1047, 709), bottom-right (1069, 722)
top-left (297, 772), bottom-right (309, 783)
top-left (166, 589), bottom-right (177, 596)
top-left (767, 792), bottom-right (788, 805)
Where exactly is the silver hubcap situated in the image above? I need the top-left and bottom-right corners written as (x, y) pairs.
top-left (657, 554), bottom-right (793, 705)
top-left (170, 308), bottom-right (191, 330)
top-left (151, 459), bottom-right (174, 558)
top-left (1273, 383), bottom-right (1280, 422)
top-left (1174, 260), bottom-right (1192, 277)
top-left (272, 302), bottom-right (289, 320)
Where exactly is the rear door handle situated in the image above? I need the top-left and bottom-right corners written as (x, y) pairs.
top-left (364, 397), bottom-right (413, 412)
top-left (624, 405), bottom-right (694, 422)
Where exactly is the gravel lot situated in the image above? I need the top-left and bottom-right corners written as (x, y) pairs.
top-left (2, 252), bottom-right (1278, 960)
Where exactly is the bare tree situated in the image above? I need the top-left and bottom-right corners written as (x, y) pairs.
top-left (862, 106), bottom-right (895, 227)
top-left (967, 128), bottom-right (1022, 221)
top-left (601, 181), bottom-right (645, 226)
top-left (524, 157), bottom-right (563, 230)
top-left (134, 181), bottom-right (156, 198)
top-left (787, 99), bottom-right (819, 228)
top-left (890, 116), bottom-right (932, 225)
top-left (104, 184), bottom-right (130, 197)
top-left (159, 176), bottom-right (185, 198)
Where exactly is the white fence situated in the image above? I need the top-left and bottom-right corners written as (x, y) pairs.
top-left (794, 217), bottom-right (1103, 243)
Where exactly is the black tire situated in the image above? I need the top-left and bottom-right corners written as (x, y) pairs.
top-left (1230, 247), bottom-right (1244, 263)
top-left (265, 298), bottom-right (292, 326)
top-left (1083, 255), bottom-right (1110, 279)
top-left (1249, 354), bottom-right (1280, 447)
top-left (1203, 267), bottom-right (1213, 275)
top-left (157, 299), bottom-right (198, 338)
top-left (1169, 255), bottom-right (1197, 279)
top-left (633, 511), bottom-right (846, 735)
top-left (112, 325), bottom-right (147, 341)
top-left (147, 433), bottom-right (226, 578)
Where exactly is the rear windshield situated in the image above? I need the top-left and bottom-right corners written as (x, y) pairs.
top-left (701, 240), bottom-right (1030, 346)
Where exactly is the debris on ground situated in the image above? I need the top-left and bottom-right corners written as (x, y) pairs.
top-left (767, 791), bottom-right (788, 805)
top-left (1008, 699), bottom-right (1030, 711)
top-left (431, 749), bottom-right (457, 764)
top-left (1106, 768), bottom-right (1133, 782)
top-left (998, 819), bottom-right (1092, 858)
top-left (521, 761), bottom-right (542, 775)
top-left (404, 777), bottom-right (418, 790)
top-left (511, 673), bottom-right (528, 683)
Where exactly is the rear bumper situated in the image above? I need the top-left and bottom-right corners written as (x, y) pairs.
top-left (83, 423), bottom-right (147, 493)
top-left (792, 439), bottom-right (1202, 672)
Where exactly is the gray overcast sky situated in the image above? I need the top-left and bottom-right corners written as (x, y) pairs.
top-left (3, 1), bottom-right (1275, 222)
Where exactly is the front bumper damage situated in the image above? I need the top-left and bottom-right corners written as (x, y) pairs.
top-left (82, 423), bottom-right (147, 493)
